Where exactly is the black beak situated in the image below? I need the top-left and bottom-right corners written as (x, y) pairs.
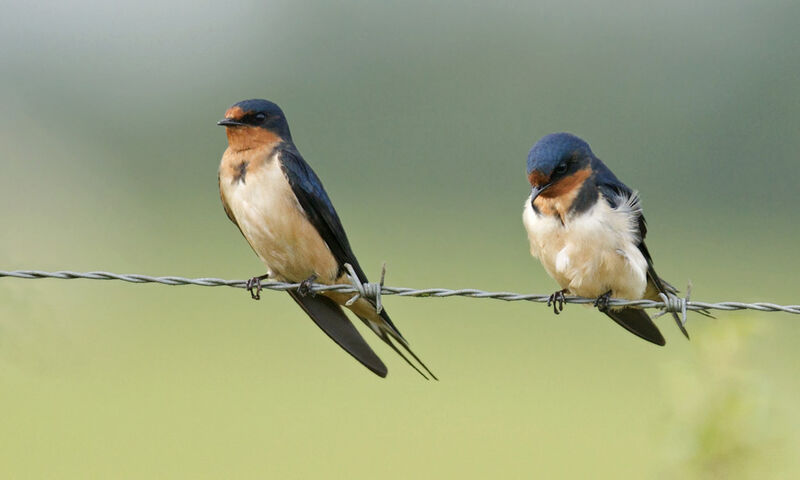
top-left (217, 118), bottom-right (246, 127)
top-left (530, 183), bottom-right (551, 203)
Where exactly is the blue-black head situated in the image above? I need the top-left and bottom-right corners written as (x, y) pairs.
top-left (526, 133), bottom-right (594, 201)
top-left (217, 99), bottom-right (292, 140)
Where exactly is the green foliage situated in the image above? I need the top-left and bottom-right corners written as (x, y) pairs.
top-left (660, 321), bottom-right (787, 478)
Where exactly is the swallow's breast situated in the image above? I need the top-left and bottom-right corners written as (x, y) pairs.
top-left (522, 195), bottom-right (648, 299)
top-left (219, 149), bottom-right (338, 282)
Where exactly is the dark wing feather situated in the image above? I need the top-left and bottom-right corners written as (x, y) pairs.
top-left (287, 290), bottom-right (387, 377)
top-left (593, 159), bottom-right (689, 340)
top-left (602, 308), bottom-right (666, 346)
top-left (279, 146), bottom-right (405, 337)
top-left (279, 145), bottom-right (369, 281)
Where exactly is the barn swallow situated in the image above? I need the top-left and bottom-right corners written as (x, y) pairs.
top-left (217, 99), bottom-right (436, 379)
top-left (522, 133), bottom-right (689, 345)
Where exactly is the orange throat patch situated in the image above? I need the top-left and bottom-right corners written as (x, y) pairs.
top-left (225, 126), bottom-right (280, 152)
top-left (533, 167), bottom-right (591, 220)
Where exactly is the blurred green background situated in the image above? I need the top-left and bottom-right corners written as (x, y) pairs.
top-left (1, 1), bottom-right (799, 478)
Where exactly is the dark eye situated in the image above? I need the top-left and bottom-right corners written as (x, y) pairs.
top-left (254, 113), bottom-right (267, 122)
top-left (554, 163), bottom-right (568, 175)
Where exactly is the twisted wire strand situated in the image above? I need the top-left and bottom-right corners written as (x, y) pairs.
top-left (1, 269), bottom-right (799, 316)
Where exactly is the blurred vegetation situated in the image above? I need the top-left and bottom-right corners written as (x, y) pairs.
top-left (660, 321), bottom-right (786, 478)
top-left (1, 1), bottom-right (799, 478)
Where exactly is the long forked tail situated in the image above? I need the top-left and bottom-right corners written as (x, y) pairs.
top-left (358, 309), bottom-right (438, 381)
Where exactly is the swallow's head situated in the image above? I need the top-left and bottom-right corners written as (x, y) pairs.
top-left (527, 133), bottom-right (594, 201)
top-left (218, 99), bottom-right (291, 150)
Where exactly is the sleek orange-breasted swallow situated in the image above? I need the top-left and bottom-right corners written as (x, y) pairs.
top-left (522, 133), bottom-right (690, 345)
top-left (218, 99), bottom-right (435, 379)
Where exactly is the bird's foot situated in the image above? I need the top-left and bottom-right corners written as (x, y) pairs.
top-left (547, 289), bottom-right (568, 315)
top-left (245, 274), bottom-right (270, 300)
top-left (594, 290), bottom-right (613, 312)
top-left (297, 274), bottom-right (318, 297)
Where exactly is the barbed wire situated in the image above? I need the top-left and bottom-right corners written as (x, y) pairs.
top-left (2, 270), bottom-right (799, 324)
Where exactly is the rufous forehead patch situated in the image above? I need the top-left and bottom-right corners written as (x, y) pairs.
top-left (224, 106), bottom-right (246, 120)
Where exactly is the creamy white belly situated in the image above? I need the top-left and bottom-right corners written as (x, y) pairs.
top-left (522, 194), bottom-right (648, 299)
top-left (219, 153), bottom-right (338, 282)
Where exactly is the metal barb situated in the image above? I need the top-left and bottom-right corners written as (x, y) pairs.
top-left (656, 293), bottom-right (687, 325)
top-left (343, 263), bottom-right (362, 307)
top-left (342, 263), bottom-right (385, 314)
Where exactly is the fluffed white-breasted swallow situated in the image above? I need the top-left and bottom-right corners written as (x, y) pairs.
top-left (523, 133), bottom-right (689, 345)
